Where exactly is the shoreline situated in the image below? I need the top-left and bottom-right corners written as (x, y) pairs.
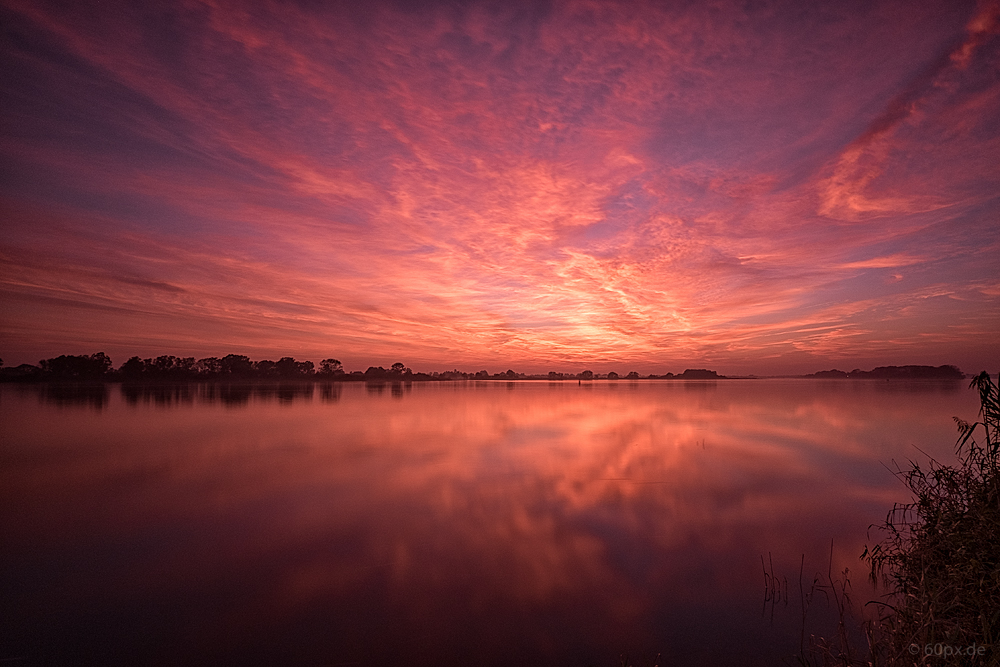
top-left (0, 375), bottom-right (980, 385)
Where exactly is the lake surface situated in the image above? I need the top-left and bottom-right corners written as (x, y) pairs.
top-left (0, 379), bottom-right (984, 665)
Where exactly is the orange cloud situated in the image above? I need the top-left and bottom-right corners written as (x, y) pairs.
top-left (1, 0), bottom-right (997, 373)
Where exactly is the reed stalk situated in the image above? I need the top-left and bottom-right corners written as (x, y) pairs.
top-left (861, 371), bottom-right (1000, 666)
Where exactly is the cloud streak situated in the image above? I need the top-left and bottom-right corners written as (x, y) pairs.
top-left (1, 0), bottom-right (997, 372)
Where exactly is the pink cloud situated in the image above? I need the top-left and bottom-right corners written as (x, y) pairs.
top-left (1, 0), bottom-right (997, 373)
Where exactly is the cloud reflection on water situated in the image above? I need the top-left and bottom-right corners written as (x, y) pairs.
top-left (0, 380), bottom-right (979, 665)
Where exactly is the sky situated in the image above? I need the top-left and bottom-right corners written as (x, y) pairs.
top-left (1, 0), bottom-right (998, 375)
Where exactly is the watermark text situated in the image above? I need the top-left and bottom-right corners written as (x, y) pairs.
top-left (909, 642), bottom-right (987, 658)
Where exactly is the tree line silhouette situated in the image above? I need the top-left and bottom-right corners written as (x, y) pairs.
top-left (0, 353), bottom-right (966, 383)
top-left (1, 353), bottom-right (344, 382)
top-left (806, 365), bottom-right (964, 379)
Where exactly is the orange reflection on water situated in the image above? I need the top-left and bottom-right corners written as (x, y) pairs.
top-left (0, 380), bottom-right (980, 665)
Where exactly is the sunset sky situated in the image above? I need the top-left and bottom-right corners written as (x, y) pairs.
top-left (1, 0), bottom-right (998, 375)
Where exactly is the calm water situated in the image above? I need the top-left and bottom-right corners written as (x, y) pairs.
top-left (0, 379), bottom-right (983, 665)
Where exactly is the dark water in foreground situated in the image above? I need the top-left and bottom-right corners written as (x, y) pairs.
top-left (0, 380), bottom-right (982, 665)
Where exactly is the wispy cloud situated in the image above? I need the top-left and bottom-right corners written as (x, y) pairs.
top-left (1, 0), bottom-right (997, 372)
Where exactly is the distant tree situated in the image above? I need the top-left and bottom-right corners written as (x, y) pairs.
top-left (607, 371), bottom-right (619, 380)
top-left (274, 357), bottom-right (313, 377)
top-left (578, 370), bottom-right (594, 380)
top-left (39, 352), bottom-right (112, 380)
top-left (220, 354), bottom-right (254, 376)
top-left (120, 356), bottom-right (147, 379)
top-left (175, 357), bottom-right (194, 376)
top-left (92, 352), bottom-right (112, 375)
top-left (504, 369), bottom-right (517, 379)
top-left (275, 357), bottom-right (297, 377)
top-left (147, 356), bottom-right (171, 376)
top-left (388, 362), bottom-right (413, 377)
top-left (548, 371), bottom-right (562, 379)
top-left (626, 371), bottom-right (640, 379)
top-left (475, 370), bottom-right (490, 379)
top-left (849, 365), bottom-right (964, 380)
top-left (319, 358), bottom-right (344, 375)
top-left (255, 359), bottom-right (277, 377)
top-left (365, 366), bottom-right (388, 379)
top-left (679, 369), bottom-right (721, 379)
top-left (142, 355), bottom-right (195, 378)
top-left (810, 369), bottom-right (848, 379)
top-left (196, 357), bottom-right (223, 376)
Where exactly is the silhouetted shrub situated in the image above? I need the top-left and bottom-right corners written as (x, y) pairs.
top-left (863, 372), bottom-right (999, 665)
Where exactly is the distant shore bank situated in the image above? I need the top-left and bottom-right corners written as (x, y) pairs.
top-left (0, 353), bottom-right (974, 384)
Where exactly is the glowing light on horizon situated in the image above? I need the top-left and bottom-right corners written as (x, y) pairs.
top-left (1, 0), bottom-right (998, 373)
